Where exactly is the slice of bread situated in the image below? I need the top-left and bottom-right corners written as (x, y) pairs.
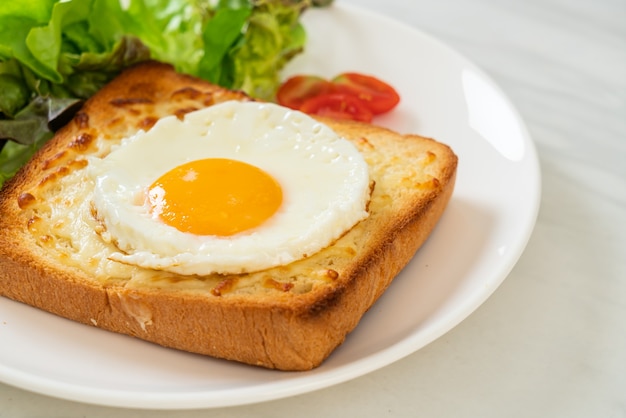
top-left (0, 61), bottom-right (457, 370)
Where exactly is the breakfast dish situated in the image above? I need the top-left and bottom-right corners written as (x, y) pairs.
top-left (0, 59), bottom-right (457, 370)
top-left (0, 3), bottom-right (539, 409)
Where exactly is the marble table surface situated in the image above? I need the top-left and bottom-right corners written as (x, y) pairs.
top-left (1, 0), bottom-right (624, 417)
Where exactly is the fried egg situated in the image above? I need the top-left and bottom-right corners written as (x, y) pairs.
top-left (88, 101), bottom-right (370, 275)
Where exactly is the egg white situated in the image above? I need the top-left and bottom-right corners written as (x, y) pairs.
top-left (88, 101), bottom-right (370, 276)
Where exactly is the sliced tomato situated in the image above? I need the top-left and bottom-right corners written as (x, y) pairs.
top-left (276, 75), bottom-right (332, 110)
top-left (299, 93), bottom-right (373, 123)
top-left (331, 72), bottom-right (400, 114)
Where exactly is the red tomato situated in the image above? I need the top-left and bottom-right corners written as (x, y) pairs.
top-left (276, 75), bottom-right (332, 110)
top-left (331, 72), bottom-right (400, 114)
top-left (299, 93), bottom-right (373, 123)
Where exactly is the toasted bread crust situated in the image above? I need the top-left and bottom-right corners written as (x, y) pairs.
top-left (0, 61), bottom-right (457, 370)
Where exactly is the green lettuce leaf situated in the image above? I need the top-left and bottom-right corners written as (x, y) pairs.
top-left (198, 5), bottom-right (253, 86)
top-left (0, 60), bottom-right (30, 117)
top-left (0, 132), bottom-right (53, 188)
top-left (231, 0), bottom-right (308, 99)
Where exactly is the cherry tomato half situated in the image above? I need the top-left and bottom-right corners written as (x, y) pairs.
top-left (299, 93), bottom-right (374, 123)
top-left (331, 72), bottom-right (400, 114)
top-left (276, 75), bottom-right (332, 110)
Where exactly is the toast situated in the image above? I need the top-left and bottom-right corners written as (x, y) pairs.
top-left (0, 61), bottom-right (457, 370)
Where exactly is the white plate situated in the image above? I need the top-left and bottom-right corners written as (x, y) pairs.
top-left (0, 3), bottom-right (540, 410)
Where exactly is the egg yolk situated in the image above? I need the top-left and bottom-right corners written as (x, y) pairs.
top-left (148, 158), bottom-right (283, 236)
